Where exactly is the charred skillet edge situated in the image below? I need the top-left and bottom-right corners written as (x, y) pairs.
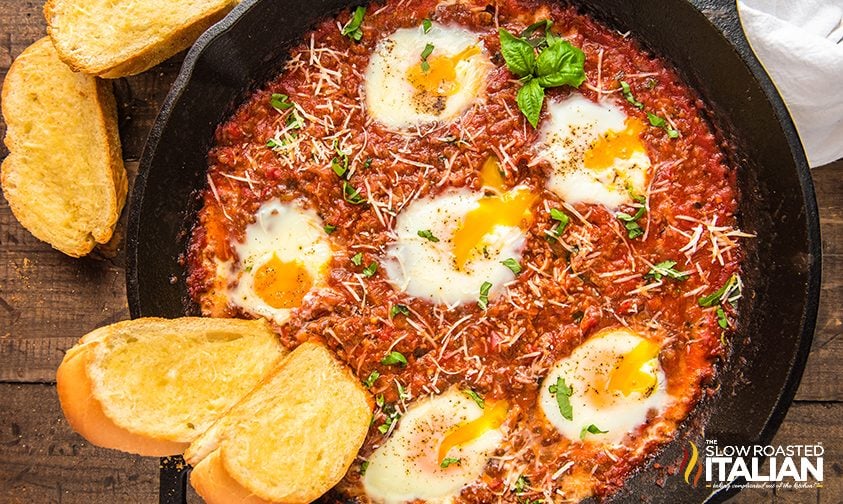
top-left (127, 0), bottom-right (267, 321)
top-left (684, 0), bottom-right (821, 501)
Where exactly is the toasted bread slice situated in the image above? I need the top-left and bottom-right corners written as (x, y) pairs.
top-left (45, 0), bottom-right (238, 78)
top-left (186, 341), bottom-right (373, 504)
top-left (56, 317), bottom-right (285, 456)
top-left (1, 37), bottom-right (127, 257)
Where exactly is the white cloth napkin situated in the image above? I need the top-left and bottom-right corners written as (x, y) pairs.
top-left (738, 0), bottom-right (843, 167)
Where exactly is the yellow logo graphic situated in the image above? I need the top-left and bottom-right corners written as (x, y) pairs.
top-left (682, 441), bottom-right (703, 487)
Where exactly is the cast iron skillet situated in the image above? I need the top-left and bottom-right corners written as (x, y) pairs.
top-left (126, 0), bottom-right (821, 502)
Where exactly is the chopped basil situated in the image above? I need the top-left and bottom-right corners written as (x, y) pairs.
top-left (420, 43), bottom-right (435, 72)
top-left (363, 370), bottom-right (380, 388)
top-left (286, 109), bottom-right (304, 129)
top-left (359, 461), bottom-right (369, 475)
top-left (440, 457), bottom-right (461, 468)
top-left (397, 381), bottom-right (410, 401)
top-left (342, 181), bottom-right (366, 205)
top-left (499, 25), bottom-right (585, 127)
top-left (351, 252), bottom-right (363, 266)
top-left (377, 403), bottom-right (401, 434)
top-left (619, 80), bottom-right (644, 109)
top-left (514, 475), bottom-right (530, 494)
top-left (463, 389), bottom-right (485, 409)
top-left (381, 351), bottom-right (407, 367)
top-left (478, 281), bottom-right (492, 310)
top-left (616, 204), bottom-right (646, 239)
top-left (390, 304), bottom-right (410, 319)
top-left (717, 306), bottom-right (728, 329)
top-left (580, 424), bottom-right (608, 439)
top-left (698, 275), bottom-right (740, 307)
top-left (375, 394), bottom-right (385, 407)
top-left (550, 208), bottom-right (570, 236)
top-left (501, 257), bottom-right (522, 274)
top-left (645, 260), bottom-right (688, 282)
top-left (324, 224), bottom-right (337, 234)
top-left (341, 6), bottom-right (366, 41)
top-left (548, 376), bottom-right (573, 420)
top-left (422, 18), bottom-right (432, 33)
top-left (331, 146), bottom-right (349, 177)
top-left (269, 93), bottom-right (293, 111)
top-left (362, 262), bottom-right (379, 277)
top-left (417, 229), bottom-right (440, 242)
top-left (647, 112), bottom-right (679, 138)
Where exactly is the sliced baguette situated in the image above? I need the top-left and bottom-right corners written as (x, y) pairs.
top-left (45, 0), bottom-right (238, 78)
top-left (56, 317), bottom-right (286, 456)
top-left (1, 37), bottom-right (127, 257)
top-left (186, 341), bottom-right (373, 504)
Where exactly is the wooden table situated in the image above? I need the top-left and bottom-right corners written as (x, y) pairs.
top-left (0, 2), bottom-right (840, 502)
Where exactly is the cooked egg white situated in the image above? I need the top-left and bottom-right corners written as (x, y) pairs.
top-left (365, 23), bottom-right (492, 128)
top-left (383, 185), bottom-right (536, 307)
top-left (226, 200), bottom-right (332, 325)
top-left (535, 94), bottom-right (652, 208)
top-left (539, 327), bottom-right (673, 445)
top-left (363, 388), bottom-right (507, 504)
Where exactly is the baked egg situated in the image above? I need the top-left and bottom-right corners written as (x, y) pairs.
top-left (383, 183), bottom-right (536, 307)
top-left (226, 200), bottom-right (332, 325)
top-left (539, 327), bottom-right (673, 445)
top-left (365, 22), bottom-right (492, 128)
top-left (535, 94), bottom-right (652, 208)
top-left (363, 388), bottom-right (507, 503)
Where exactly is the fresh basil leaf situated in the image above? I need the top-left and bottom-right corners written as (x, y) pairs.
top-left (417, 229), bottom-right (440, 242)
top-left (520, 19), bottom-right (552, 48)
top-left (550, 208), bottom-right (569, 236)
top-left (580, 423), bottom-right (608, 439)
top-left (342, 181), bottom-right (366, 205)
top-left (699, 275), bottom-right (740, 307)
top-left (422, 18), bottom-right (432, 33)
top-left (381, 351), bottom-right (407, 366)
top-left (440, 457), bottom-right (461, 468)
top-left (514, 475), bottom-right (530, 494)
top-left (390, 304), bottom-right (410, 319)
top-left (534, 40), bottom-right (586, 88)
top-left (499, 28), bottom-right (536, 77)
top-left (351, 252), bottom-right (363, 266)
top-left (420, 43), bottom-right (435, 72)
top-left (359, 461), bottom-right (369, 475)
top-left (548, 376), bottom-right (573, 420)
top-left (363, 370), bottom-right (380, 388)
top-left (619, 80), bottom-right (644, 109)
top-left (478, 281), bottom-right (493, 310)
top-left (269, 93), bottom-right (293, 111)
top-left (463, 389), bottom-right (485, 409)
top-left (516, 78), bottom-right (544, 128)
top-left (647, 112), bottom-right (679, 138)
top-left (341, 6), bottom-right (366, 41)
top-left (362, 262), bottom-right (378, 277)
top-left (717, 306), bottom-right (728, 329)
top-left (646, 260), bottom-right (688, 281)
top-left (501, 258), bottom-right (522, 274)
top-left (324, 224), bottom-right (337, 234)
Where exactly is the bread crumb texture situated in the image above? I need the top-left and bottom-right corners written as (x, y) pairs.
top-left (1, 37), bottom-right (126, 257)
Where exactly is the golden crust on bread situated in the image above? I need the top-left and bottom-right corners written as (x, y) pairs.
top-left (1, 37), bottom-right (126, 257)
top-left (45, 0), bottom-right (238, 78)
top-left (56, 317), bottom-right (285, 456)
top-left (187, 341), bottom-right (374, 504)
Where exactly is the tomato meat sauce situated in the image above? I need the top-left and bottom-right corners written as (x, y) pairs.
top-left (186, 0), bottom-right (748, 501)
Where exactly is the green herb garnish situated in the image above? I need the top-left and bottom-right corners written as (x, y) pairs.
top-left (717, 306), bottom-right (728, 329)
top-left (363, 370), bottom-right (380, 388)
top-left (501, 258), bottom-right (522, 274)
top-left (616, 205), bottom-right (646, 239)
top-left (580, 424), bottom-right (608, 439)
top-left (351, 252), bottom-right (363, 266)
top-left (359, 461), bottom-right (369, 475)
top-left (478, 281), bottom-right (492, 310)
top-left (647, 112), bottom-right (679, 138)
top-left (269, 93), bottom-right (293, 111)
top-left (548, 376), bottom-right (573, 420)
top-left (698, 275), bottom-right (740, 307)
top-left (499, 24), bottom-right (585, 127)
top-left (619, 81), bottom-right (644, 109)
top-left (342, 181), bottom-right (366, 205)
top-left (420, 43), bottom-right (435, 72)
top-left (514, 475), bottom-right (530, 494)
top-left (645, 260), bottom-right (688, 282)
top-left (324, 224), bottom-right (337, 234)
top-left (390, 304), bottom-right (410, 319)
top-left (422, 18), bottom-right (432, 33)
top-left (440, 458), bottom-right (461, 468)
top-left (285, 109), bottom-right (304, 129)
top-left (550, 208), bottom-right (570, 236)
top-left (381, 351), bottom-right (407, 367)
top-left (362, 262), bottom-right (379, 277)
top-left (417, 229), bottom-right (440, 242)
top-left (463, 389), bottom-right (485, 409)
top-left (341, 6), bottom-right (366, 41)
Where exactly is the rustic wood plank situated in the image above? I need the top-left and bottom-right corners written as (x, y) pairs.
top-left (0, 383), bottom-right (159, 503)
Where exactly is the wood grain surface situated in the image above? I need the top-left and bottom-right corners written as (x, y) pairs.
top-left (0, 2), bottom-right (840, 502)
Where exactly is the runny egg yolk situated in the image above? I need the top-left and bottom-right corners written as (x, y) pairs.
top-left (252, 254), bottom-right (314, 309)
top-left (479, 156), bottom-right (506, 192)
top-left (606, 339), bottom-right (660, 397)
top-left (583, 118), bottom-right (646, 171)
top-left (451, 188), bottom-right (536, 269)
top-left (406, 46), bottom-right (481, 97)
top-left (437, 400), bottom-right (508, 464)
